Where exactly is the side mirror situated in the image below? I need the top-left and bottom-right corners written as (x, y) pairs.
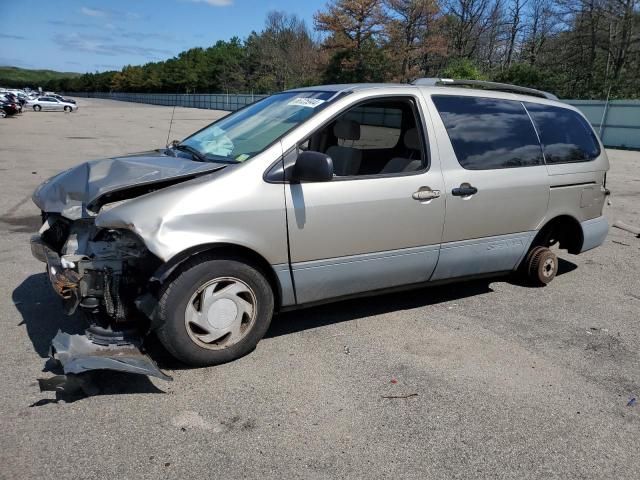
top-left (291, 151), bottom-right (333, 182)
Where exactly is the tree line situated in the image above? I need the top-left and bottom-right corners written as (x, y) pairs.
top-left (38, 0), bottom-right (640, 99)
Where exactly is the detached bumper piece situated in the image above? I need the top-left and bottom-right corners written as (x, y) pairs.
top-left (39, 330), bottom-right (171, 393)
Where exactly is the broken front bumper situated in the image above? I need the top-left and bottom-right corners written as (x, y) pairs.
top-left (50, 331), bottom-right (171, 381)
top-left (31, 235), bottom-right (83, 313)
top-left (31, 235), bottom-right (171, 385)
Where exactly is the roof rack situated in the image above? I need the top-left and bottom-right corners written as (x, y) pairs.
top-left (411, 78), bottom-right (558, 100)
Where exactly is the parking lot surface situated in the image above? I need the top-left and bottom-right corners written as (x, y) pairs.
top-left (1, 98), bottom-right (639, 479)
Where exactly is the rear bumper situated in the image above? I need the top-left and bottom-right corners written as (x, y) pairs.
top-left (580, 216), bottom-right (609, 253)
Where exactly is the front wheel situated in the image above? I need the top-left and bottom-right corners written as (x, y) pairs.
top-left (64, 106), bottom-right (71, 112)
top-left (0, 111), bottom-right (6, 118)
top-left (156, 257), bottom-right (274, 366)
top-left (33, 105), bottom-right (41, 111)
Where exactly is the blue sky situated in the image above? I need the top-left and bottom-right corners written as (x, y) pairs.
top-left (1, 0), bottom-right (325, 72)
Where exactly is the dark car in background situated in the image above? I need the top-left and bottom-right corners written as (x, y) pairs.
top-left (1, 101), bottom-right (20, 117)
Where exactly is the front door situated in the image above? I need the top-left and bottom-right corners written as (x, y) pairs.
top-left (427, 94), bottom-right (550, 280)
top-left (284, 94), bottom-right (446, 304)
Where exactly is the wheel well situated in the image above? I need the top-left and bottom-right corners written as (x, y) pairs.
top-left (154, 243), bottom-right (283, 310)
top-left (532, 215), bottom-right (583, 254)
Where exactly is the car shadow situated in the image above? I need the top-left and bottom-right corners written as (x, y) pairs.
top-left (13, 273), bottom-right (165, 403)
top-left (12, 273), bottom-right (85, 358)
top-left (14, 258), bottom-right (579, 383)
top-left (265, 277), bottom-right (495, 339)
top-left (507, 257), bottom-right (577, 288)
top-left (266, 258), bottom-right (578, 339)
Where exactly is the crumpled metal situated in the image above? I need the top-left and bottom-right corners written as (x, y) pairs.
top-left (50, 330), bottom-right (172, 381)
top-left (32, 150), bottom-right (223, 220)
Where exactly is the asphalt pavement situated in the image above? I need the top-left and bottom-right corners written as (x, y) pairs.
top-left (0, 98), bottom-right (638, 479)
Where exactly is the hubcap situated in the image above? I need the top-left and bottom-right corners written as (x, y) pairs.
top-left (184, 277), bottom-right (256, 350)
top-left (542, 257), bottom-right (555, 278)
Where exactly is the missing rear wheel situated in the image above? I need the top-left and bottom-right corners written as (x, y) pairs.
top-left (525, 246), bottom-right (558, 286)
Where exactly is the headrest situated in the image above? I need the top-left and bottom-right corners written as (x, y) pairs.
top-left (334, 120), bottom-right (360, 141)
top-left (404, 128), bottom-right (420, 150)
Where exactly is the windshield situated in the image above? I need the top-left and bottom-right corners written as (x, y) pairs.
top-left (179, 90), bottom-right (337, 163)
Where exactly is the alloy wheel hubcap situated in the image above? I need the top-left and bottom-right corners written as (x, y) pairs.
top-left (184, 277), bottom-right (256, 350)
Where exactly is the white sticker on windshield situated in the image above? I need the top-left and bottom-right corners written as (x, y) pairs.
top-left (287, 98), bottom-right (325, 108)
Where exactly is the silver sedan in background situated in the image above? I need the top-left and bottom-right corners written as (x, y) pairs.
top-left (27, 96), bottom-right (78, 112)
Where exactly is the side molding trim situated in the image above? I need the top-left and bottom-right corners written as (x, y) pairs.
top-left (291, 245), bottom-right (440, 304)
top-left (431, 231), bottom-right (535, 281)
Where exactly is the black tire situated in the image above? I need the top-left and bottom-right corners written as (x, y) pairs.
top-left (155, 256), bottom-right (274, 366)
top-left (0, 111), bottom-right (5, 118)
top-left (525, 246), bottom-right (558, 286)
top-left (64, 106), bottom-right (71, 112)
top-left (33, 105), bottom-right (41, 111)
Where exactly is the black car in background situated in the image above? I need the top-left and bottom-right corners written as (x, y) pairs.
top-left (2, 92), bottom-right (25, 106)
top-left (1, 101), bottom-right (20, 117)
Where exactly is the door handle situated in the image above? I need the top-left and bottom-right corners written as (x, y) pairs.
top-left (412, 187), bottom-right (441, 201)
top-left (451, 183), bottom-right (478, 197)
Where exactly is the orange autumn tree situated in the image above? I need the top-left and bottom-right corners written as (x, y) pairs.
top-left (314, 0), bottom-right (388, 82)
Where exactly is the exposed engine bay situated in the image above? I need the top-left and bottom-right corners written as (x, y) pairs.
top-left (33, 214), bottom-right (160, 318)
top-left (32, 213), bottom-right (171, 385)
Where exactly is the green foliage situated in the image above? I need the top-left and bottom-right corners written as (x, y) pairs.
top-left (323, 40), bottom-right (388, 83)
top-left (0, 66), bottom-right (81, 88)
top-left (442, 59), bottom-right (486, 80)
top-left (4, 3), bottom-right (638, 100)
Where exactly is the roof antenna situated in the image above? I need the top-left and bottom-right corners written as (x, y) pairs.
top-left (165, 104), bottom-right (177, 148)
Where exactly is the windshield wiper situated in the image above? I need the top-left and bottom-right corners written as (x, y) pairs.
top-left (174, 144), bottom-right (206, 162)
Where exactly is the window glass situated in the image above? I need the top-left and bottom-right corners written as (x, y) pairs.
top-left (303, 97), bottom-right (426, 176)
top-left (180, 91), bottom-right (338, 163)
top-left (343, 106), bottom-right (402, 149)
top-left (432, 95), bottom-right (544, 170)
top-left (524, 103), bottom-right (600, 163)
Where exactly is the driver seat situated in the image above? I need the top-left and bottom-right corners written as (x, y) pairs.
top-left (326, 120), bottom-right (362, 176)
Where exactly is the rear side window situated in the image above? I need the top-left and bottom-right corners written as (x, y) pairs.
top-left (432, 95), bottom-right (544, 170)
top-left (524, 103), bottom-right (600, 163)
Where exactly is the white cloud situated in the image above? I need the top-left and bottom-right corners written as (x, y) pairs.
top-left (189, 0), bottom-right (234, 6)
top-left (81, 7), bottom-right (107, 17)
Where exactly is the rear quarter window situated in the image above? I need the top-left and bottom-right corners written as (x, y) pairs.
top-left (432, 95), bottom-right (544, 170)
top-left (524, 103), bottom-right (601, 163)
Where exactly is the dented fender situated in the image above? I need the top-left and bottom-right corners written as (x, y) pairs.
top-left (95, 143), bottom-right (289, 266)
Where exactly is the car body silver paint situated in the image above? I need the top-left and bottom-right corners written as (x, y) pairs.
top-left (421, 91), bottom-right (551, 243)
top-left (273, 263), bottom-right (296, 306)
top-left (292, 245), bottom-right (440, 304)
top-left (36, 83), bottom-right (609, 311)
top-left (580, 216), bottom-right (609, 253)
top-left (280, 88), bottom-right (446, 257)
top-left (431, 231), bottom-right (535, 281)
top-left (95, 142), bottom-right (289, 267)
top-left (33, 151), bottom-right (225, 220)
top-left (278, 88), bottom-right (447, 303)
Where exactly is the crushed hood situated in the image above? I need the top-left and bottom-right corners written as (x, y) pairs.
top-left (33, 150), bottom-right (225, 220)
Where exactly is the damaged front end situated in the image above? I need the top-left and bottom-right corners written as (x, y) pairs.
top-left (28, 153), bottom-right (231, 387)
top-left (32, 213), bottom-right (170, 384)
top-left (32, 215), bottom-right (158, 318)
top-left (28, 152), bottom-right (228, 386)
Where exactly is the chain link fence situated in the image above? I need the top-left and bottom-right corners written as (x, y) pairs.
top-left (67, 91), bottom-right (268, 111)
top-left (66, 92), bottom-right (640, 149)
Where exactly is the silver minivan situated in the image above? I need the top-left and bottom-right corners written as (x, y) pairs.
top-left (31, 79), bottom-right (609, 373)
